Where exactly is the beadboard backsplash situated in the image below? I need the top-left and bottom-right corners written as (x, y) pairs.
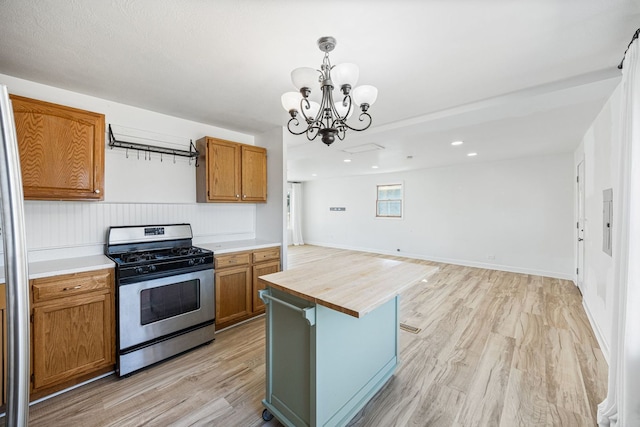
top-left (1, 201), bottom-right (256, 261)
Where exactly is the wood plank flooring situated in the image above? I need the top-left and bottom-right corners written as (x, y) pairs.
top-left (2, 245), bottom-right (607, 426)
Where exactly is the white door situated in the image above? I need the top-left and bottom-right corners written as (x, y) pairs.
top-left (577, 161), bottom-right (585, 290)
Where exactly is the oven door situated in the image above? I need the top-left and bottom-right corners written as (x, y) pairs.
top-left (118, 268), bottom-right (214, 351)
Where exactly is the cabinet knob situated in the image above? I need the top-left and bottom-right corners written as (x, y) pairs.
top-left (236, 194), bottom-right (240, 198)
top-left (243, 194), bottom-right (246, 199)
top-left (95, 189), bottom-right (101, 194)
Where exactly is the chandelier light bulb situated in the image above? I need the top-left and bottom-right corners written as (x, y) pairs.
top-left (352, 85), bottom-right (378, 111)
top-left (334, 100), bottom-right (353, 118)
top-left (281, 92), bottom-right (302, 116)
top-left (332, 63), bottom-right (359, 94)
top-left (291, 67), bottom-right (319, 93)
top-left (303, 101), bottom-right (321, 121)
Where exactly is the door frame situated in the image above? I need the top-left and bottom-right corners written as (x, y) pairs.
top-left (576, 160), bottom-right (585, 290)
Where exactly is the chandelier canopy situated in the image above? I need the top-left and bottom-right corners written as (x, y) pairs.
top-left (281, 36), bottom-right (378, 146)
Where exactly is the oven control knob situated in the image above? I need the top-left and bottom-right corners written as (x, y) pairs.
top-left (150, 265), bottom-right (157, 272)
top-left (135, 267), bottom-right (144, 274)
top-left (189, 259), bottom-right (195, 266)
top-left (199, 257), bottom-right (205, 264)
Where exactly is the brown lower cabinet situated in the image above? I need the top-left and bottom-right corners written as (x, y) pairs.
top-left (0, 269), bottom-right (116, 405)
top-left (30, 268), bottom-right (115, 400)
top-left (215, 247), bottom-right (280, 330)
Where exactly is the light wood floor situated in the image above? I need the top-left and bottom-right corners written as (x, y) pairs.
top-left (3, 245), bottom-right (607, 426)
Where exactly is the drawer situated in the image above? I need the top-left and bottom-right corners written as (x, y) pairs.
top-left (215, 253), bottom-right (251, 269)
top-left (32, 269), bottom-right (113, 303)
top-left (253, 248), bottom-right (280, 264)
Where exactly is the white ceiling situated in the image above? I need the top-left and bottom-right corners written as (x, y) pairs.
top-left (1, 1), bottom-right (638, 181)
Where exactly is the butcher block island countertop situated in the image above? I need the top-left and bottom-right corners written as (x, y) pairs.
top-left (258, 252), bottom-right (439, 318)
top-left (257, 253), bottom-right (438, 427)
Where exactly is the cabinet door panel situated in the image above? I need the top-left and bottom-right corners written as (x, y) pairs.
top-left (207, 139), bottom-right (241, 202)
top-left (241, 145), bottom-right (267, 202)
top-left (10, 95), bottom-right (104, 200)
top-left (215, 266), bottom-right (251, 326)
top-left (32, 292), bottom-right (113, 391)
top-left (253, 260), bottom-right (281, 312)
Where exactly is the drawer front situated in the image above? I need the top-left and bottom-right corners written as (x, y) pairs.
top-left (32, 269), bottom-right (113, 303)
top-left (253, 248), bottom-right (280, 264)
top-left (215, 253), bottom-right (251, 269)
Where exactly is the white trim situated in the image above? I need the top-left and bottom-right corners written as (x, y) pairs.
top-left (582, 298), bottom-right (610, 363)
top-left (375, 181), bottom-right (404, 219)
top-left (304, 240), bottom-right (574, 280)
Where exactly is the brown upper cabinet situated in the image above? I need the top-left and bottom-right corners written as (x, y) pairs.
top-left (196, 136), bottom-right (267, 203)
top-left (10, 95), bottom-right (105, 200)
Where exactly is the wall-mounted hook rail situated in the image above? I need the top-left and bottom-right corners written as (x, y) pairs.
top-left (108, 124), bottom-right (199, 166)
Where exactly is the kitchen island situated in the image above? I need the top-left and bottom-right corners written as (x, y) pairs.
top-left (258, 253), bottom-right (438, 427)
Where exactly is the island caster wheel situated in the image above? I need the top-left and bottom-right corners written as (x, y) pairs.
top-left (262, 409), bottom-right (274, 421)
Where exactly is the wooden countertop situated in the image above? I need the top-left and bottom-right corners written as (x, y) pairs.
top-left (259, 253), bottom-right (438, 318)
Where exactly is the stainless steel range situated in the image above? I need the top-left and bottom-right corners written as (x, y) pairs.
top-left (105, 224), bottom-right (215, 376)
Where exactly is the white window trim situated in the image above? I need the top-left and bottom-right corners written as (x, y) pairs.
top-left (375, 182), bottom-right (404, 220)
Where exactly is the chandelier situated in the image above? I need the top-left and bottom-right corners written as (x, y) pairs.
top-left (281, 36), bottom-right (378, 146)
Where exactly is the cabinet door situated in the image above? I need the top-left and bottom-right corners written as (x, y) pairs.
top-left (252, 260), bottom-right (281, 313)
top-left (32, 292), bottom-right (114, 392)
top-left (10, 95), bottom-right (104, 200)
top-left (215, 265), bottom-right (252, 328)
top-left (241, 145), bottom-right (267, 202)
top-left (206, 138), bottom-right (241, 202)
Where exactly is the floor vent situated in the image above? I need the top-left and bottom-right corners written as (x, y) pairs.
top-left (400, 323), bottom-right (421, 334)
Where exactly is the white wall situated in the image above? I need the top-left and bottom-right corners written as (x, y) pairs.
top-left (573, 84), bottom-right (621, 359)
top-left (255, 126), bottom-right (286, 245)
top-left (302, 152), bottom-right (575, 279)
top-left (0, 73), bottom-right (283, 260)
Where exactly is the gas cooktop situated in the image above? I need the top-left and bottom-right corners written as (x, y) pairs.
top-left (111, 246), bottom-right (211, 266)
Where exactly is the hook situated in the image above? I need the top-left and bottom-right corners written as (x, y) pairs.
top-left (126, 148), bottom-right (129, 158)
top-left (173, 153), bottom-right (176, 164)
top-left (137, 149), bottom-right (139, 160)
top-left (161, 153), bottom-right (163, 162)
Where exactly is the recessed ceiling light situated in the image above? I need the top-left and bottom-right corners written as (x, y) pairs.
top-left (344, 159), bottom-right (352, 163)
top-left (451, 140), bottom-right (464, 146)
top-left (372, 165), bottom-right (379, 169)
top-left (311, 173), bottom-right (317, 176)
top-left (467, 152), bottom-right (478, 157)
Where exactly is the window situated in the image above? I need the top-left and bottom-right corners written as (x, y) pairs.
top-left (376, 184), bottom-right (403, 218)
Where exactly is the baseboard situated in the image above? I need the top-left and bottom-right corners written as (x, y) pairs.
top-left (582, 299), bottom-right (610, 363)
top-left (303, 240), bottom-right (573, 280)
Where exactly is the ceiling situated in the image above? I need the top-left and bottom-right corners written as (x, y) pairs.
top-left (1, 1), bottom-right (638, 181)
